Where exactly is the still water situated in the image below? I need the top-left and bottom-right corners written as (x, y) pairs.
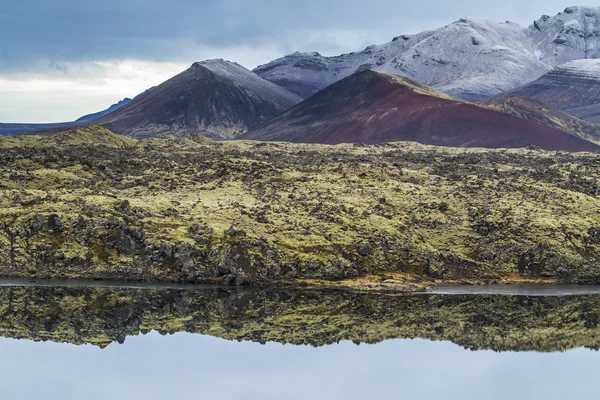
top-left (1, 282), bottom-right (600, 399)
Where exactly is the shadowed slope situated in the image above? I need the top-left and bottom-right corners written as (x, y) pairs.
top-left (242, 70), bottom-right (599, 152)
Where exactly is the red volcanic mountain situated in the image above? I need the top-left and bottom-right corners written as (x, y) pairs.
top-left (241, 70), bottom-right (599, 152)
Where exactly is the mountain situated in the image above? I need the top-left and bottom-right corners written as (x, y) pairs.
top-left (91, 59), bottom-right (302, 139)
top-left (75, 98), bottom-right (132, 123)
top-left (241, 70), bottom-right (599, 152)
top-left (498, 59), bottom-right (600, 123)
top-left (255, 18), bottom-right (547, 100)
top-left (483, 95), bottom-right (600, 145)
top-left (255, 7), bottom-right (600, 101)
top-left (527, 6), bottom-right (600, 66)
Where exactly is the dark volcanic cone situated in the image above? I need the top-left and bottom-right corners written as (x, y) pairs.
top-left (241, 70), bottom-right (599, 152)
top-left (93, 59), bottom-right (302, 139)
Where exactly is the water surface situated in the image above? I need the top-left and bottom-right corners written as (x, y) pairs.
top-left (427, 283), bottom-right (600, 296)
top-left (1, 282), bottom-right (600, 399)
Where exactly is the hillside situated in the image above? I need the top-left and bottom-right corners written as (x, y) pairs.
top-left (242, 70), bottom-right (599, 151)
top-left (75, 97), bottom-right (133, 123)
top-left (2, 131), bottom-right (600, 289)
top-left (0, 97), bottom-right (133, 136)
top-left (483, 95), bottom-right (600, 145)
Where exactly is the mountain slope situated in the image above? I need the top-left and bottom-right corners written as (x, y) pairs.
top-left (527, 6), bottom-right (600, 66)
top-left (241, 70), bottom-right (599, 152)
top-left (500, 59), bottom-right (600, 123)
top-left (483, 95), bottom-right (600, 145)
top-left (93, 60), bottom-right (302, 139)
top-left (255, 18), bottom-right (547, 100)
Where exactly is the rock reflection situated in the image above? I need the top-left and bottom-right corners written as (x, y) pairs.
top-left (1, 285), bottom-right (599, 352)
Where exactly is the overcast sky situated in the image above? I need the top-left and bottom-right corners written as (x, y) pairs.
top-left (0, 1), bottom-right (581, 122)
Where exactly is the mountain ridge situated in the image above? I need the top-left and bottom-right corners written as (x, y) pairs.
top-left (254, 6), bottom-right (600, 100)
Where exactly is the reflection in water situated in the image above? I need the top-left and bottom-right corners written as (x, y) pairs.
top-left (1, 284), bottom-right (600, 352)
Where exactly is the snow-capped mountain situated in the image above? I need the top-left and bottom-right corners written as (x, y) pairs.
top-left (502, 59), bottom-right (600, 123)
top-left (528, 6), bottom-right (600, 66)
top-left (254, 7), bottom-right (600, 100)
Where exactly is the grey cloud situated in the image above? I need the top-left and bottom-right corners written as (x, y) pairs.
top-left (0, 1), bottom-right (582, 74)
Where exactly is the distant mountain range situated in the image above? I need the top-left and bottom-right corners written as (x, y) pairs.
top-left (0, 97), bottom-right (132, 136)
top-left (254, 6), bottom-right (600, 101)
top-left (241, 70), bottom-right (599, 151)
top-left (0, 121), bottom-right (78, 136)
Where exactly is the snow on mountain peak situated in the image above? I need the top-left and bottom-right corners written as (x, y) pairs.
top-left (255, 16), bottom-right (546, 100)
top-left (528, 6), bottom-right (600, 65)
top-left (253, 6), bottom-right (600, 100)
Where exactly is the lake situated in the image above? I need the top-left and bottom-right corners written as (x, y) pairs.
top-left (1, 281), bottom-right (600, 399)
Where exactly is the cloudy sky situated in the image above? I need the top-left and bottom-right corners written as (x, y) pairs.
top-left (0, 1), bottom-right (578, 122)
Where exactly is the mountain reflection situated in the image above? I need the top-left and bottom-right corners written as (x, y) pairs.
top-left (1, 285), bottom-right (599, 352)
